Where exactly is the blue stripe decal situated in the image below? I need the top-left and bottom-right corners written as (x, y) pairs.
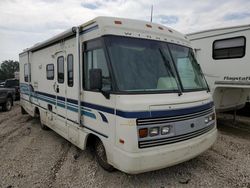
top-left (22, 92), bottom-right (96, 120)
top-left (20, 83), bottom-right (214, 119)
top-left (81, 101), bottom-right (115, 115)
top-left (21, 97), bottom-right (107, 138)
top-left (98, 112), bottom-right (108, 123)
top-left (116, 102), bottom-right (214, 119)
top-left (82, 110), bottom-right (96, 119)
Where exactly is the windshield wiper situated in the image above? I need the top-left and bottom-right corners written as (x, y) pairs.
top-left (159, 48), bottom-right (182, 96)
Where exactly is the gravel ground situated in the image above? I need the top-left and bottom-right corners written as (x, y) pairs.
top-left (0, 104), bottom-right (250, 188)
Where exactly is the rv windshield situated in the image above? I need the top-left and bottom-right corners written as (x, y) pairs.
top-left (168, 43), bottom-right (208, 91)
top-left (105, 36), bottom-right (208, 93)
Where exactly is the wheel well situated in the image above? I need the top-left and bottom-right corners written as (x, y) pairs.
top-left (86, 134), bottom-right (100, 150)
top-left (34, 107), bottom-right (40, 118)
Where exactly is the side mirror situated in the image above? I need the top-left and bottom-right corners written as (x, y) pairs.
top-left (89, 68), bottom-right (102, 90)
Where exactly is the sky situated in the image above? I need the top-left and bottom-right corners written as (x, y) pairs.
top-left (0, 0), bottom-right (250, 63)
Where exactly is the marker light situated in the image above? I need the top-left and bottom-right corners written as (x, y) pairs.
top-left (119, 139), bottom-right (125, 144)
top-left (146, 24), bottom-right (152, 28)
top-left (149, 127), bottom-right (159, 137)
top-left (158, 26), bottom-right (164, 30)
top-left (161, 126), bottom-right (170, 135)
top-left (139, 128), bottom-right (148, 138)
top-left (114, 20), bottom-right (122, 25)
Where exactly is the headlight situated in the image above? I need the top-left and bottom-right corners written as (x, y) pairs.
top-left (204, 117), bottom-right (209, 123)
top-left (149, 127), bottom-right (159, 137)
top-left (161, 126), bottom-right (171, 135)
top-left (205, 113), bottom-right (215, 124)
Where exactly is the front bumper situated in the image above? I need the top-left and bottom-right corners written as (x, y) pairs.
top-left (112, 127), bottom-right (217, 174)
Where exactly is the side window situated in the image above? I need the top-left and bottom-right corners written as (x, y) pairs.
top-left (24, 63), bottom-right (29, 82)
top-left (57, 56), bottom-right (64, 83)
top-left (46, 64), bottom-right (54, 80)
top-left (213, 36), bottom-right (246, 59)
top-left (83, 48), bottom-right (111, 91)
top-left (67, 54), bottom-right (74, 87)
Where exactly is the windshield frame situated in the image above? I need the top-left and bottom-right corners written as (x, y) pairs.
top-left (84, 35), bottom-right (209, 95)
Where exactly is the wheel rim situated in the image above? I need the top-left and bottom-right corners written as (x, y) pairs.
top-left (6, 100), bottom-right (11, 111)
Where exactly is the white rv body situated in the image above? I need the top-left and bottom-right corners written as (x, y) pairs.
top-left (19, 17), bottom-right (217, 174)
top-left (187, 25), bottom-right (250, 112)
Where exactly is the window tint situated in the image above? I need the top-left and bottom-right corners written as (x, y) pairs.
top-left (83, 48), bottom-right (111, 91)
top-left (24, 64), bottom-right (29, 82)
top-left (46, 64), bottom-right (54, 80)
top-left (67, 54), bottom-right (74, 87)
top-left (57, 56), bottom-right (64, 83)
top-left (213, 37), bottom-right (245, 59)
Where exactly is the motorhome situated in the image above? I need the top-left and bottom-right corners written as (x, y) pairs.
top-left (19, 17), bottom-right (217, 174)
top-left (187, 24), bottom-right (250, 112)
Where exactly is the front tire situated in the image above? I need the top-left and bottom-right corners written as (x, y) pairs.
top-left (40, 120), bottom-right (49, 130)
top-left (3, 97), bottom-right (12, 112)
top-left (95, 139), bottom-right (114, 172)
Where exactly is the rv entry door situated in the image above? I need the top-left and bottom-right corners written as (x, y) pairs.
top-left (54, 52), bottom-right (67, 137)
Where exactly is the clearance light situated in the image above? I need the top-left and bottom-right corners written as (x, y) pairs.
top-left (149, 127), bottom-right (159, 137)
top-left (168, 29), bottom-right (173, 33)
top-left (139, 128), bottom-right (148, 138)
top-left (158, 26), bottom-right (164, 30)
top-left (119, 139), bottom-right (125, 144)
top-left (114, 20), bottom-right (122, 25)
top-left (146, 24), bottom-right (152, 28)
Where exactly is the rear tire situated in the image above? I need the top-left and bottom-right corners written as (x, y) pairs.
top-left (95, 139), bottom-right (114, 172)
top-left (3, 97), bottom-right (12, 112)
top-left (37, 109), bottom-right (49, 130)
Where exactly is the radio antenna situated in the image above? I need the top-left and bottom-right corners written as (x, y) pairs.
top-left (150, 5), bottom-right (153, 22)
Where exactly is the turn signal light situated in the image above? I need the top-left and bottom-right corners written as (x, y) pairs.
top-left (139, 128), bottom-right (148, 138)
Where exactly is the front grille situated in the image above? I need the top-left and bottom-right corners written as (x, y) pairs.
top-left (138, 123), bottom-right (215, 149)
top-left (137, 107), bottom-right (213, 126)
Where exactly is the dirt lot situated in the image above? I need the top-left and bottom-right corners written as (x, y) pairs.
top-left (0, 104), bottom-right (250, 188)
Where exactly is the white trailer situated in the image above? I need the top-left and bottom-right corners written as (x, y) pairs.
top-left (19, 17), bottom-right (217, 174)
top-left (187, 25), bottom-right (250, 112)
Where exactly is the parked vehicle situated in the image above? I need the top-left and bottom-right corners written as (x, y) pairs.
top-left (0, 88), bottom-right (15, 111)
top-left (3, 79), bottom-right (20, 100)
top-left (19, 17), bottom-right (217, 174)
top-left (187, 24), bottom-right (250, 112)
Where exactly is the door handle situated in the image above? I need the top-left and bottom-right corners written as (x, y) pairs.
top-left (56, 85), bottom-right (59, 93)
